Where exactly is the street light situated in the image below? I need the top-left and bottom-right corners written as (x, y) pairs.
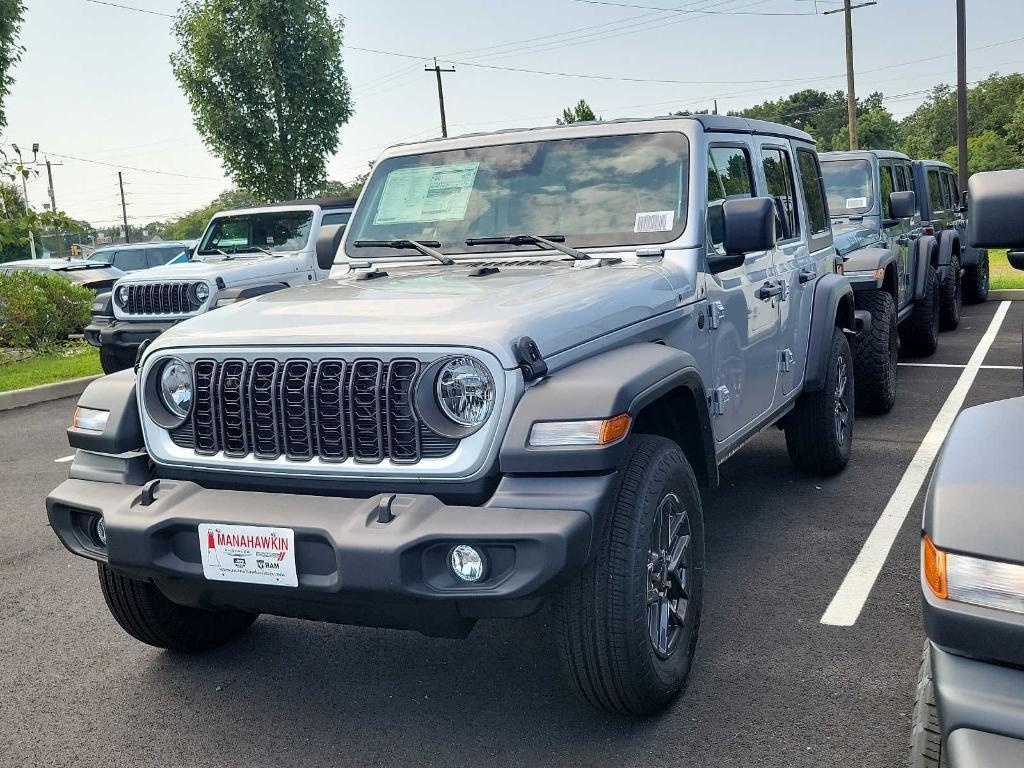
top-left (11, 142), bottom-right (38, 259)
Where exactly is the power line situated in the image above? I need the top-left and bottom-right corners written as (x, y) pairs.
top-left (570, 0), bottom-right (822, 14)
top-left (44, 151), bottom-right (223, 181)
top-left (83, 0), bottom-right (174, 17)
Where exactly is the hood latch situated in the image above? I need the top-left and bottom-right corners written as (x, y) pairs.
top-left (515, 336), bottom-right (548, 382)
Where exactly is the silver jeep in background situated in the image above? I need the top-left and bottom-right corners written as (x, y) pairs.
top-left (49, 115), bottom-right (860, 716)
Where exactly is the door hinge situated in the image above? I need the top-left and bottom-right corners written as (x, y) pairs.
top-left (708, 386), bottom-right (730, 416)
top-left (778, 281), bottom-right (790, 301)
top-left (708, 301), bottom-right (726, 330)
top-left (778, 348), bottom-right (794, 373)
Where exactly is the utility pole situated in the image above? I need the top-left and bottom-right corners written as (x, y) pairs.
top-left (118, 171), bottom-right (130, 244)
top-left (824, 1), bottom-right (877, 151)
top-left (45, 158), bottom-right (64, 258)
top-left (955, 0), bottom-right (969, 199)
top-left (425, 57), bottom-right (456, 138)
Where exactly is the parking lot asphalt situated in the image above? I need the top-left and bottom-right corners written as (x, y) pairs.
top-left (2, 300), bottom-right (1022, 768)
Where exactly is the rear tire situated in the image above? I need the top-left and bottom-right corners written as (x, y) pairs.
top-left (939, 255), bottom-right (962, 331)
top-left (852, 290), bottom-right (898, 415)
top-left (98, 563), bottom-right (257, 652)
top-left (785, 326), bottom-right (854, 475)
top-left (963, 250), bottom-right (990, 304)
top-left (99, 345), bottom-right (131, 375)
top-left (910, 641), bottom-right (946, 767)
top-left (900, 265), bottom-right (940, 357)
top-left (555, 435), bottom-right (704, 717)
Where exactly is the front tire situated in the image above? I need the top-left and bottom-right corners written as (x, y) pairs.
top-left (99, 345), bottom-right (131, 375)
top-left (963, 250), bottom-right (990, 304)
top-left (785, 326), bottom-right (854, 475)
top-left (939, 255), bottom-right (962, 331)
top-left (910, 641), bottom-right (946, 767)
top-left (901, 265), bottom-right (940, 357)
top-left (98, 563), bottom-right (257, 652)
top-left (555, 435), bottom-right (704, 717)
top-left (852, 290), bottom-right (898, 415)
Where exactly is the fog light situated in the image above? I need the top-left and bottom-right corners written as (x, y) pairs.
top-left (93, 516), bottom-right (107, 546)
top-left (449, 544), bottom-right (485, 582)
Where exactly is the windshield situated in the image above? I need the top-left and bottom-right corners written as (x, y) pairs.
top-left (197, 210), bottom-right (314, 257)
top-left (346, 132), bottom-right (689, 257)
top-left (821, 159), bottom-right (874, 217)
top-left (87, 251), bottom-right (114, 264)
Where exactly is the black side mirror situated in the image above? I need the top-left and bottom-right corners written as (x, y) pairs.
top-left (968, 169), bottom-right (1024, 252)
top-left (709, 197), bottom-right (776, 273)
top-left (315, 223), bottom-right (345, 271)
top-left (888, 190), bottom-right (916, 220)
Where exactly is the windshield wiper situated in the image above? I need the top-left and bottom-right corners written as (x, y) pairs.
top-left (198, 247), bottom-right (232, 259)
top-left (241, 245), bottom-right (274, 257)
top-left (464, 234), bottom-right (590, 261)
top-left (354, 239), bottom-right (454, 266)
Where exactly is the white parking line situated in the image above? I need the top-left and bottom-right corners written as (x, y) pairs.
top-left (899, 362), bottom-right (1022, 370)
top-left (821, 301), bottom-right (1012, 627)
top-left (54, 455), bottom-right (74, 463)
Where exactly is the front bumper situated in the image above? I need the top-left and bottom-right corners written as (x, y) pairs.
top-left (84, 318), bottom-right (176, 352)
top-left (931, 643), bottom-right (1024, 766)
top-left (46, 475), bottom-right (595, 636)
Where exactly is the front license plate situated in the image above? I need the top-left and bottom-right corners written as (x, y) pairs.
top-left (199, 523), bottom-right (298, 588)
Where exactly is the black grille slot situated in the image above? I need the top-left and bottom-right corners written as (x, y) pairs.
top-left (348, 360), bottom-right (384, 463)
top-left (420, 425), bottom-right (460, 458)
top-left (386, 360), bottom-right (420, 463)
top-left (122, 282), bottom-right (198, 315)
top-left (314, 360), bottom-right (347, 462)
top-left (280, 361), bottom-right (314, 460)
top-left (249, 360), bottom-right (281, 459)
top-left (217, 360), bottom-right (249, 457)
top-left (169, 420), bottom-right (195, 448)
top-left (193, 360), bottom-right (219, 455)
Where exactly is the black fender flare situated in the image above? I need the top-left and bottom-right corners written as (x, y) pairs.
top-left (914, 235), bottom-right (940, 300)
top-left (91, 290), bottom-right (113, 319)
top-left (937, 228), bottom-right (960, 269)
top-left (66, 370), bottom-right (143, 454)
top-left (803, 273), bottom-right (855, 393)
top-left (213, 282), bottom-right (290, 307)
top-left (499, 342), bottom-right (715, 480)
top-left (843, 246), bottom-right (896, 289)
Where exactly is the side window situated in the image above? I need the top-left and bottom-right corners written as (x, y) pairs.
top-left (879, 164), bottom-right (895, 217)
top-left (928, 170), bottom-right (945, 213)
top-left (115, 250), bottom-right (147, 271)
top-left (321, 211), bottom-right (352, 227)
top-left (762, 147), bottom-right (799, 241)
top-left (706, 145), bottom-right (754, 253)
top-left (795, 149), bottom-right (829, 237)
top-left (893, 165), bottom-right (909, 192)
top-left (944, 172), bottom-right (960, 208)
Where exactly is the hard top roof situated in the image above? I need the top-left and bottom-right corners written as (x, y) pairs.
top-left (820, 149), bottom-right (911, 162)
top-left (912, 158), bottom-right (954, 171)
top-left (264, 197), bottom-right (357, 210)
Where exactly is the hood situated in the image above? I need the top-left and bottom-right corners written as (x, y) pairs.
top-left (116, 253), bottom-right (305, 285)
top-left (831, 216), bottom-right (882, 257)
top-left (150, 258), bottom-right (680, 369)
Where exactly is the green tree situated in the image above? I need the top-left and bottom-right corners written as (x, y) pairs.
top-left (0, 1), bottom-right (24, 131)
top-left (153, 189), bottom-right (261, 241)
top-left (732, 89), bottom-right (850, 149)
top-left (0, 182), bottom-right (79, 263)
top-left (556, 99), bottom-right (600, 125)
top-left (171, 0), bottom-right (353, 202)
top-left (1008, 94), bottom-right (1024, 154)
top-left (941, 130), bottom-right (1021, 174)
top-left (831, 107), bottom-right (899, 151)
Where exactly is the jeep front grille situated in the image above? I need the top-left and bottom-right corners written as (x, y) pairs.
top-left (169, 357), bottom-right (458, 464)
top-left (123, 282), bottom-right (200, 316)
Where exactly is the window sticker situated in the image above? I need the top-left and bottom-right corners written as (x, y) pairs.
top-left (846, 197), bottom-right (868, 209)
top-left (373, 163), bottom-right (480, 225)
top-left (634, 210), bottom-right (675, 233)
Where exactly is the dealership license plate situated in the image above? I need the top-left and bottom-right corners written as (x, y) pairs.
top-left (199, 523), bottom-right (298, 588)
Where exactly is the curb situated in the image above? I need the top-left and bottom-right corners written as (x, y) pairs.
top-left (0, 375), bottom-right (101, 412)
top-left (989, 289), bottom-right (1024, 301)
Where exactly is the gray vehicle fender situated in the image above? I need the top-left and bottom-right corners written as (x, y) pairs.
top-left (803, 273), bottom-right (855, 393)
top-left (66, 370), bottom-right (143, 454)
top-left (499, 342), bottom-right (714, 478)
top-left (914, 235), bottom-right (939, 300)
top-left (937, 228), bottom-right (959, 269)
top-left (843, 246), bottom-right (895, 289)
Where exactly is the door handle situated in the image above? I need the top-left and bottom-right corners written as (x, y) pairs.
top-left (896, 236), bottom-right (910, 246)
top-left (756, 281), bottom-right (784, 301)
top-left (798, 269), bottom-right (816, 284)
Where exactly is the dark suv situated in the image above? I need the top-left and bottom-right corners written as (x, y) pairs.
top-left (86, 241), bottom-right (194, 272)
top-left (912, 159), bottom-right (989, 306)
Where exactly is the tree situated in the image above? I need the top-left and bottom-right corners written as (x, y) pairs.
top-left (941, 130), bottom-right (1021, 174)
top-left (556, 99), bottom-right (600, 125)
top-left (0, 182), bottom-right (79, 263)
top-left (171, 0), bottom-right (353, 202)
top-left (0, 1), bottom-right (24, 131)
top-left (151, 189), bottom-right (261, 241)
top-left (831, 107), bottom-right (899, 151)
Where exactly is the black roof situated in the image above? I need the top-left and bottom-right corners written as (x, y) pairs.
top-left (264, 197), bottom-right (357, 210)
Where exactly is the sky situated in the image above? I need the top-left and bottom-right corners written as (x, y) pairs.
top-left (7, 0), bottom-right (1024, 231)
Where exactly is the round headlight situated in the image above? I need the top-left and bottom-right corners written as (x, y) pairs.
top-left (115, 284), bottom-right (129, 306)
top-left (194, 282), bottom-right (210, 303)
top-left (159, 358), bottom-right (193, 418)
top-left (435, 356), bottom-right (494, 428)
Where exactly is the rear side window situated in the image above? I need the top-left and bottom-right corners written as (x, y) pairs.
top-left (762, 147), bottom-right (799, 241)
top-left (321, 210), bottom-right (352, 227)
top-left (944, 172), bottom-right (959, 208)
top-left (879, 164), bottom-right (895, 217)
top-left (796, 150), bottom-right (829, 237)
top-left (707, 145), bottom-right (754, 253)
top-left (114, 250), bottom-right (147, 271)
top-left (928, 170), bottom-right (945, 213)
top-left (146, 247), bottom-right (184, 268)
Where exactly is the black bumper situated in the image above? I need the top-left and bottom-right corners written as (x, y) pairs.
top-left (46, 476), bottom-right (596, 636)
top-left (84, 318), bottom-right (176, 352)
top-left (931, 644), bottom-right (1024, 766)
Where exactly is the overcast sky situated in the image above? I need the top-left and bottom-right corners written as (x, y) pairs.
top-left (8, 0), bottom-right (1024, 229)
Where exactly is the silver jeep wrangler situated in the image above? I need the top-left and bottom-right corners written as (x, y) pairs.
top-left (48, 116), bottom-right (858, 716)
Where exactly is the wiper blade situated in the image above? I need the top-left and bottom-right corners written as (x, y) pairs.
top-left (354, 239), bottom-right (454, 266)
top-left (464, 234), bottom-right (590, 261)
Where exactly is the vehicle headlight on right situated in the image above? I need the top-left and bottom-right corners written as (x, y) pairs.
top-left (416, 355), bottom-right (495, 438)
top-left (923, 534), bottom-right (1024, 615)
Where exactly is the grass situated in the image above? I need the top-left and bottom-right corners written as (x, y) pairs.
top-left (989, 249), bottom-right (1024, 290)
top-left (0, 346), bottom-right (101, 393)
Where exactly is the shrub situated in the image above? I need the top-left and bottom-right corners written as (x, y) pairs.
top-left (0, 271), bottom-right (94, 349)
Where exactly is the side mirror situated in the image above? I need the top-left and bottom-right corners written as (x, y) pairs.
top-left (315, 223), bottom-right (345, 271)
top-left (968, 169), bottom-right (1024, 252)
top-left (888, 190), bottom-right (916, 220)
top-left (709, 197), bottom-right (776, 273)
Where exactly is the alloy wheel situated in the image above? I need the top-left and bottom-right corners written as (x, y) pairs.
top-left (834, 354), bottom-right (850, 445)
top-left (646, 492), bottom-right (692, 659)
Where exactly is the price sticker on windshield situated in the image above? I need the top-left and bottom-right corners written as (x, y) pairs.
top-left (634, 210), bottom-right (675, 233)
top-left (374, 163), bottom-right (480, 225)
top-left (846, 197), bottom-right (868, 209)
